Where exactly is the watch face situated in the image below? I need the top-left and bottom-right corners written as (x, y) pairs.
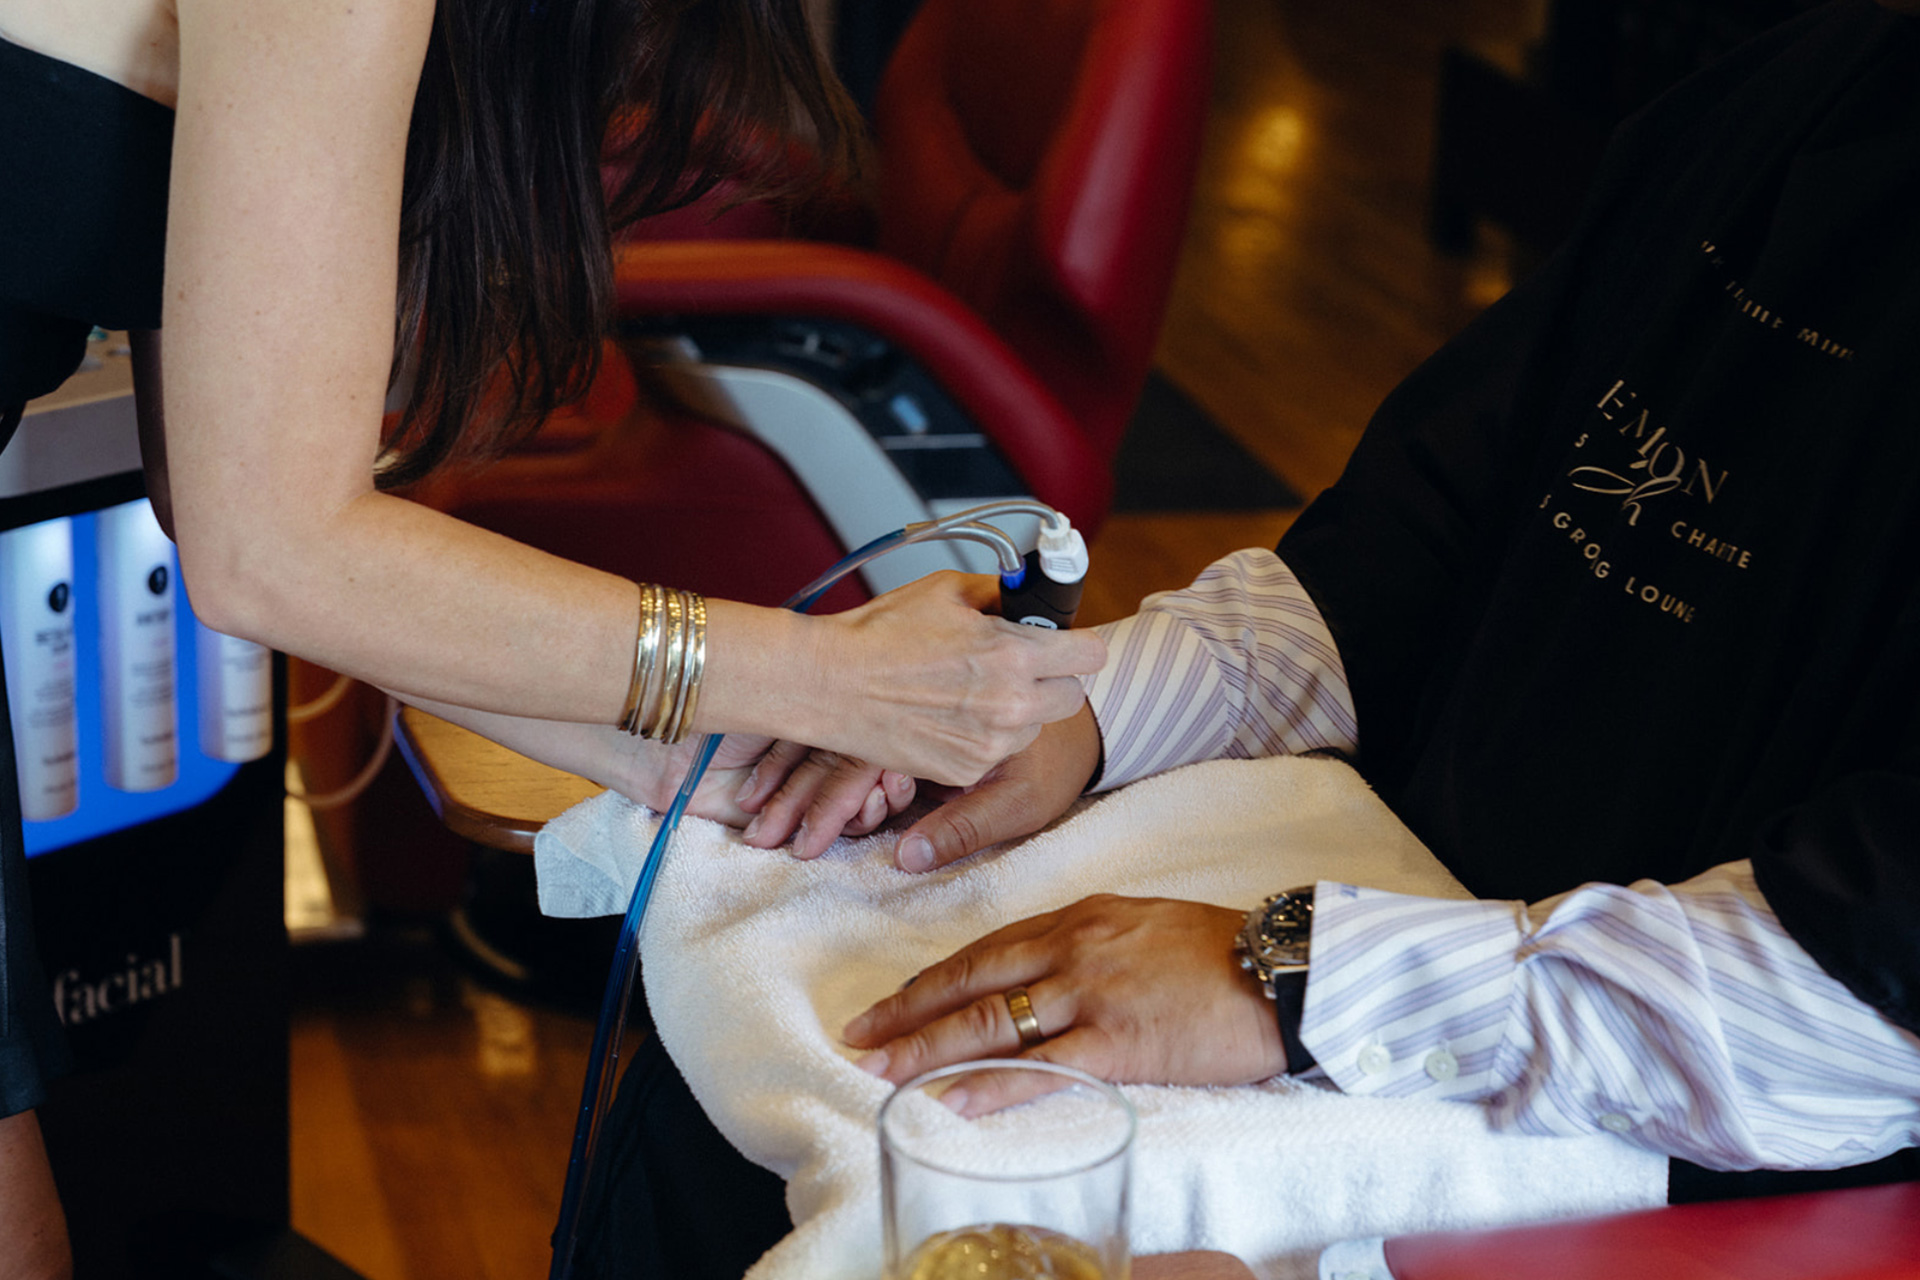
top-left (1248, 889), bottom-right (1312, 970)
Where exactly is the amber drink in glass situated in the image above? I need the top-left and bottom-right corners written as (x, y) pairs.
top-left (879, 1060), bottom-right (1134, 1280)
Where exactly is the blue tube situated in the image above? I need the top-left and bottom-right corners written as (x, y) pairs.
top-left (548, 502), bottom-right (1062, 1279)
top-left (546, 732), bottom-right (720, 1280)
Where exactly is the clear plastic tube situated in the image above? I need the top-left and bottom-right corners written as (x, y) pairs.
top-left (549, 500), bottom-right (1065, 1280)
top-left (920, 521), bottom-right (1024, 574)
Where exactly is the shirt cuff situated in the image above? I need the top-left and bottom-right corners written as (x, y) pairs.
top-left (1079, 548), bottom-right (1357, 791)
top-left (1300, 881), bottom-right (1526, 1102)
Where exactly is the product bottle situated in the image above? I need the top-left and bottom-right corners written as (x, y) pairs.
top-left (196, 622), bottom-right (273, 763)
top-left (0, 518), bottom-right (79, 819)
top-left (97, 499), bottom-right (178, 792)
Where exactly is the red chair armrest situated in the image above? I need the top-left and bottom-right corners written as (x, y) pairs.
top-left (1383, 1182), bottom-right (1920, 1280)
top-left (1036, 0), bottom-right (1213, 371)
top-left (612, 240), bottom-right (1113, 531)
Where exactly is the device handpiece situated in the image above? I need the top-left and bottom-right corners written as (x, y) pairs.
top-left (998, 518), bottom-right (1088, 629)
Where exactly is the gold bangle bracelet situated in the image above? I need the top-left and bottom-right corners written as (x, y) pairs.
top-left (643, 589), bottom-right (687, 741)
top-left (680, 592), bottom-right (709, 743)
top-left (658, 591), bottom-right (687, 746)
top-left (618, 583), bottom-right (655, 735)
top-left (638, 583), bottom-right (668, 735)
top-left (663, 592), bottom-right (707, 744)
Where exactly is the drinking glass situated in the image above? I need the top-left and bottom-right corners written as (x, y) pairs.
top-left (879, 1059), bottom-right (1135, 1280)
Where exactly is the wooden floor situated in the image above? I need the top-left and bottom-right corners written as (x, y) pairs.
top-left (1075, 0), bottom-right (1525, 623)
top-left (288, 0), bottom-right (1534, 1273)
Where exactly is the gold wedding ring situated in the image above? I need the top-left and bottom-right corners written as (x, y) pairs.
top-left (1004, 986), bottom-right (1044, 1048)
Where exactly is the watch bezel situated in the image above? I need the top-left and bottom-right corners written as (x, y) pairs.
top-left (1236, 886), bottom-right (1314, 993)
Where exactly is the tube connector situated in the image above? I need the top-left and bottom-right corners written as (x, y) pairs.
top-left (1035, 514), bottom-right (1090, 586)
top-left (999, 514), bottom-right (1087, 629)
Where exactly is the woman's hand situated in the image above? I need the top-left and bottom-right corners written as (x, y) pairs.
top-left (392, 697), bottom-right (915, 847)
top-left (841, 895), bottom-right (1289, 1113)
top-left (619, 734), bottom-right (918, 852)
top-left (728, 701), bottom-right (1100, 867)
top-left (710, 574), bottom-right (1105, 789)
top-left (606, 730), bottom-right (780, 828)
top-left (734, 743), bottom-right (917, 859)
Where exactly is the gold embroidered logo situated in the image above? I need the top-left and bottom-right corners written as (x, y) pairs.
top-left (1700, 240), bottom-right (1855, 361)
top-left (1567, 380), bottom-right (1728, 526)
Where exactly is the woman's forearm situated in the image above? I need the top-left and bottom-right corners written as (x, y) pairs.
top-left (392, 691), bottom-right (770, 826)
top-left (182, 485), bottom-right (777, 730)
top-left (183, 488), bottom-right (1097, 783)
top-left (160, 0), bottom-right (1102, 787)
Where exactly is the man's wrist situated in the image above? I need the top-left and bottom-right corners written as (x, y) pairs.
top-left (1068, 699), bottom-right (1106, 793)
top-left (1271, 970), bottom-right (1315, 1075)
top-left (1233, 887), bottom-right (1316, 1073)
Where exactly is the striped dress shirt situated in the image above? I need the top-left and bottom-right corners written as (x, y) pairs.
top-left (1080, 548), bottom-right (1920, 1171)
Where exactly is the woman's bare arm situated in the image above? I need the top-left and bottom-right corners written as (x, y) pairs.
top-left (166, 0), bottom-right (645, 724)
top-left (159, 0), bottom-right (1102, 787)
top-left (0, 1110), bottom-right (70, 1280)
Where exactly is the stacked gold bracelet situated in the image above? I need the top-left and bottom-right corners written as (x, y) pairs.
top-left (616, 583), bottom-right (708, 744)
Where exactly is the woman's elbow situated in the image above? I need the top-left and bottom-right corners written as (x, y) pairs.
top-left (172, 532), bottom-right (285, 645)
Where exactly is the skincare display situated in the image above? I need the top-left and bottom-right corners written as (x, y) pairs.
top-left (196, 624), bottom-right (272, 763)
top-left (1, 503), bottom-right (283, 846)
top-left (0, 518), bottom-right (79, 820)
top-left (97, 499), bottom-right (180, 792)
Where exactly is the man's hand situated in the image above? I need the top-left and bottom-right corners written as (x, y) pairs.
top-left (792, 572), bottom-right (1107, 786)
top-left (841, 895), bottom-right (1289, 1113)
top-left (892, 701), bottom-right (1104, 872)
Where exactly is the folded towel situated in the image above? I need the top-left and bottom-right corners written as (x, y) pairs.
top-left (535, 755), bottom-right (1666, 1280)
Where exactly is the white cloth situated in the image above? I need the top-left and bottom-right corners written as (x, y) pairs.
top-left (535, 755), bottom-right (1666, 1280)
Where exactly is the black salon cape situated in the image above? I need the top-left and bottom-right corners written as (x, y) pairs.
top-left (1281, 1), bottom-right (1920, 1050)
top-left (0, 36), bottom-right (173, 1116)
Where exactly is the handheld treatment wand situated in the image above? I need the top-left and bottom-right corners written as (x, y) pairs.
top-left (550, 501), bottom-right (1085, 1280)
top-left (997, 511), bottom-right (1089, 630)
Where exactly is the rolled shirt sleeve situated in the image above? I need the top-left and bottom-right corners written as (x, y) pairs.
top-left (1302, 861), bottom-right (1920, 1171)
top-left (1080, 548), bottom-right (1357, 791)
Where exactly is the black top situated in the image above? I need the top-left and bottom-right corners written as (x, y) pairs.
top-left (0, 35), bottom-right (172, 1116)
top-left (1281, 1), bottom-right (1920, 1036)
top-left (0, 34), bottom-right (174, 411)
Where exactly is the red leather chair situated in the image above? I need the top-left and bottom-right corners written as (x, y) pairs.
top-left (1375, 1182), bottom-right (1920, 1280)
top-left (416, 0), bottom-right (1215, 603)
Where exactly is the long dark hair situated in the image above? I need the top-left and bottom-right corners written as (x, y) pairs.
top-left (379, 0), bottom-right (863, 489)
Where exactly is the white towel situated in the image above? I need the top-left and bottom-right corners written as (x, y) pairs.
top-left (535, 755), bottom-right (1666, 1280)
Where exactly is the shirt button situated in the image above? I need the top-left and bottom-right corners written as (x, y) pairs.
top-left (1423, 1049), bottom-right (1459, 1082)
top-left (1598, 1112), bottom-right (1634, 1135)
top-left (1357, 1045), bottom-right (1392, 1076)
